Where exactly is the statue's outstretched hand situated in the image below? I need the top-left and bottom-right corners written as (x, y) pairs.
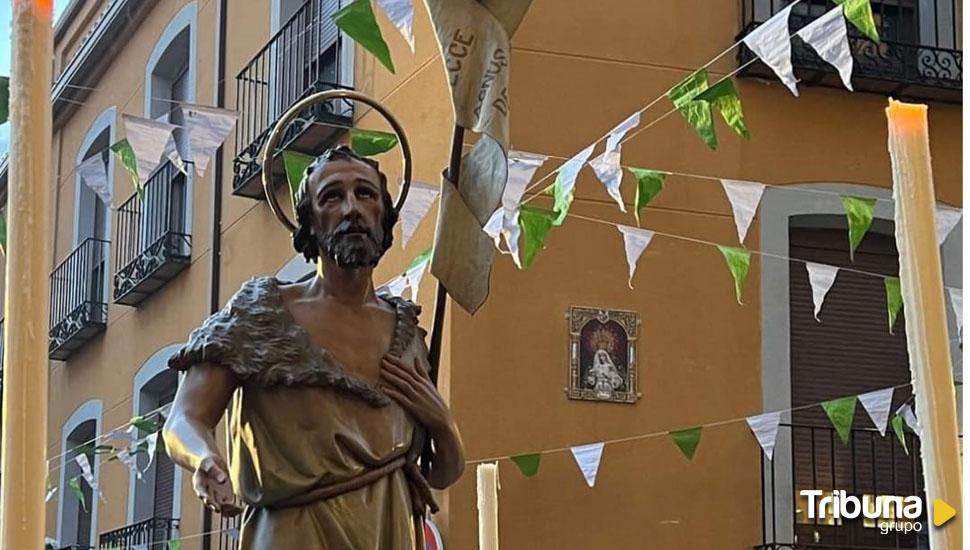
top-left (194, 455), bottom-right (243, 517)
top-left (380, 354), bottom-right (453, 433)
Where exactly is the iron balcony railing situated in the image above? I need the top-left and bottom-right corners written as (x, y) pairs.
top-left (113, 159), bottom-right (192, 306)
top-left (49, 238), bottom-right (110, 360)
top-left (218, 513), bottom-right (240, 550)
top-left (739, 0), bottom-right (961, 102)
top-left (98, 517), bottom-right (180, 550)
top-left (233, 0), bottom-right (354, 198)
top-left (758, 423), bottom-right (927, 550)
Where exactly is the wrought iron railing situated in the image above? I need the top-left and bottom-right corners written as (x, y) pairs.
top-left (49, 238), bottom-right (110, 360)
top-left (233, 0), bottom-right (354, 198)
top-left (98, 517), bottom-right (180, 549)
top-left (113, 160), bottom-right (192, 305)
top-left (739, 0), bottom-right (961, 102)
top-left (218, 513), bottom-right (241, 550)
top-left (758, 423), bottom-right (927, 549)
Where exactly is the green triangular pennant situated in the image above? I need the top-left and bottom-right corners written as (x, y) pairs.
top-left (670, 427), bottom-right (703, 460)
top-left (694, 79), bottom-right (750, 140)
top-left (841, 195), bottom-right (876, 260)
top-left (68, 475), bottom-right (87, 513)
top-left (891, 414), bottom-right (909, 455)
top-left (168, 540), bottom-right (182, 550)
top-left (510, 453), bottom-right (541, 477)
top-left (822, 395), bottom-right (857, 444)
top-left (350, 128), bottom-right (399, 157)
top-left (333, 0), bottom-right (395, 74)
top-left (717, 245), bottom-right (751, 304)
top-left (627, 167), bottom-right (667, 227)
top-left (668, 70), bottom-right (717, 150)
top-left (405, 247), bottom-right (433, 271)
top-left (110, 138), bottom-right (142, 201)
top-left (0, 76), bottom-right (8, 125)
top-left (282, 150), bottom-right (316, 201)
top-left (835, 0), bottom-right (880, 42)
top-left (130, 415), bottom-right (161, 434)
top-left (519, 206), bottom-right (557, 269)
top-left (885, 276), bottom-right (903, 334)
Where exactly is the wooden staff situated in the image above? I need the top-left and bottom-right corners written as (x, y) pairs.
top-left (0, 1), bottom-right (55, 548)
top-left (886, 98), bottom-right (962, 548)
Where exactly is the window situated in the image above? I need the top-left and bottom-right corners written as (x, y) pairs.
top-left (57, 400), bottom-right (102, 548)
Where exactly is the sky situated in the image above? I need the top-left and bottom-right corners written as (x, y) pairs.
top-left (0, 0), bottom-right (72, 157)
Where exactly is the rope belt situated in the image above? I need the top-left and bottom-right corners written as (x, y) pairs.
top-left (267, 456), bottom-right (439, 549)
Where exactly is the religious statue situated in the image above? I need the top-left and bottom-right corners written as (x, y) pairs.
top-left (162, 146), bottom-right (465, 549)
top-left (586, 348), bottom-right (625, 399)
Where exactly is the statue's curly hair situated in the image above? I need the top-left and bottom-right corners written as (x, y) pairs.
top-left (292, 145), bottom-right (398, 262)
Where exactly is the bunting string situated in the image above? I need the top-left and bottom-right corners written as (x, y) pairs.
top-left (466, 381), bottom-right (913, 466)
top-left (547, 207), bottom-right (906, 282)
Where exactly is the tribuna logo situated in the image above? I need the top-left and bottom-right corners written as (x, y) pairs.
top-left (801, 490), bottom-right (923, 534)
top-left (801, 490), bottom-right (923, 520)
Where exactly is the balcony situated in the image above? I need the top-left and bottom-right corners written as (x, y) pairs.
top-left (757, 423), bottom-right (926, 549)
top-left (49, 238), bottom-right (110, 360)
top-left (98, 517), bottom-right (179, 549)
top-left (233, 0), bottom-right (354, 199)
top-left (739, 0), bottom-right (961, 103)
top-left (113, 160), bottom-right (192, 306)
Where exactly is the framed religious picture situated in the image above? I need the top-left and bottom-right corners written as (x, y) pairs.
top-left (566, 306), bottom-right (641, 404)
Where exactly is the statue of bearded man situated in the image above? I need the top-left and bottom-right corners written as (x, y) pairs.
top-left (163, 146), bottom-right (465, 550)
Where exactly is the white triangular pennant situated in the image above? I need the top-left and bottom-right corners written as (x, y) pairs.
top-left (405, 258), bottom-right (431, 303)
top-left (616, 225), bottom-right (655, 289)
top-left (161, 134), bottom-right (189, 176)
top-left (720, 179), bottom-right (766, 244)
top-left (590, 113), bottom-right (640, 212)
top-left (117, 448), bottom-right (143, 480)
top-left (376, 0), bottom-right (415, 51)
top-left (45, 485), bottom-right (58, 503)
top-left (743, 6), bottom-right (798, 96)
top-left (935, 204), bottom-right (962, 245)
top-left (77, 154), bottom-right (112, 206)
top-left (75, 453), bottom-right (98, 493)
top-left (122, 114), bottom-right (178, 184)
top-left (556, 143), bottom-right (597, 203)
top-left (858, 387), bottom-right (894, 436)
top-left (948, 287), bottom-right (962, 340)
top-left (805, 262), bottom-right (839, 321)
top-left (796, 6), bottom-right (854, 91)
top-left (487, 152), bottom-right (547, 268)
top-left (181, 104), bottom-right (238, 176)
top-left (570, 442), bottom-right (605, 488)
top-left (141, 432), bottom-right (159, 473)
top-left (380, 274), bottom-right (410, 298)
top-left (399, 181), bottom-right (439, 248)
top-left (745, 411), bottom-right (782, 460)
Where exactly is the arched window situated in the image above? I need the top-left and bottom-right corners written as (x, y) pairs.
top-left (74, 108), bottom-right (114, 247)
top-left (143, 2), bottom-right (197, 244)
top-left (57, 400), bottom-right (102, 548)
top-left (128, 345), bottom-right (183, 526)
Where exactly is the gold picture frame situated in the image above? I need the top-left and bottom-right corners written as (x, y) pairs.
top-left (566, 306), bottom-right (641, 404)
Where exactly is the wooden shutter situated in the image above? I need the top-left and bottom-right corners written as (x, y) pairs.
top-left (788, 224), bottom-right (923, 548)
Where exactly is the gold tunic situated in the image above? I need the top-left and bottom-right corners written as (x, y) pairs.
top-left (168, 276), bottom-right (431, 550)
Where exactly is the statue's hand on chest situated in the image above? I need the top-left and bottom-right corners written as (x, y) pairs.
top-left (289, 301), bottom-right (398, 383)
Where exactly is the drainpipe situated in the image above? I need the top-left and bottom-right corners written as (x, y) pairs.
top-left (203, 0), bottom-right (229, 547)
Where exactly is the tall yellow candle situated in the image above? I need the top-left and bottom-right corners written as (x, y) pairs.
top-left (477, 462), bottom-right (500, 550)
top-left (0, 1), bottom-right (55, 548)
top-left (886, 98), bottom-right (962, 549)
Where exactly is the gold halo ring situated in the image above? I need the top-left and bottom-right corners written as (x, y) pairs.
top-left (260, 89), bottom-right (413, 234)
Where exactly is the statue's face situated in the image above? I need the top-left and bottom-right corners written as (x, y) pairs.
top-left (307, 158), bottom-right (386, 269)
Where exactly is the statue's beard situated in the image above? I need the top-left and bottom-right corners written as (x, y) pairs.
top-left (319, 222), bottom-right (384, 269)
